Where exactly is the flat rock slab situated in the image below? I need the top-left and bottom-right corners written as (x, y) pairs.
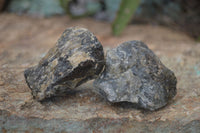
top-left (0, 14), bottom-right (200, 132)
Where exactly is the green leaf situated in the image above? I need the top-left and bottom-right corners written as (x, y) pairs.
top-left (112, 0), bottom-right (141, 36)
top-left (59, 0), bottom-right (69, 13)
top-left (197, 35), bottom-right (200, 42)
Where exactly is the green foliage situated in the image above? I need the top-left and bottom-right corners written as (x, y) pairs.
top-left (112, 0), bottom-right (141, 36)
top-left (59, 0), bottom-right (69, 13)
top-left (198, 35), bottom-right (200, 42)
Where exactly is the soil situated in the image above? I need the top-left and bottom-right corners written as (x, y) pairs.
top-left (0, 13), bottom-right (200, 132)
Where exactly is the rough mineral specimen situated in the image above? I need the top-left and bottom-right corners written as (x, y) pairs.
top-left (24, 27), bottom-right (105, 101)
top-left (94, 41), bottom-right (177, 110)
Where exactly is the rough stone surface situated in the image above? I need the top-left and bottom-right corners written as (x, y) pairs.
top-left (94, 41), bottom-right (177, 111)
top-left (1, 110), bottom-right (200, 133)
top-left (0, 14), bottom-right (200, 132)
top-left (24, 27), bottom-right (104, 101)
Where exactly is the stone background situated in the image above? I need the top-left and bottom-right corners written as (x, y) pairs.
top-left (0, 14), bottom-right (200, 132)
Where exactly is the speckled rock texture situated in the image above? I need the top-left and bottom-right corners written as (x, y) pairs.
top-left (1, 15), bottom-right (200, 132)
top-left (94, 41), bottom-right (177, 110)
top-left (24, 27), bottom-right (104, 101)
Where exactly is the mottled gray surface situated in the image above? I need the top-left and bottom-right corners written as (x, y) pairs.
top-left (1, 110), bottom-right (200, 133)
top-left (24, 27), bottom-right (104, 101)
top-left (94, 41), bottom-right (177, 110)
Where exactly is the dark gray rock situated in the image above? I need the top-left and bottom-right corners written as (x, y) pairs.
top-left (24, 27), bottom-right (104, 101)
top-left (94, 41), bottom-right (177, 111)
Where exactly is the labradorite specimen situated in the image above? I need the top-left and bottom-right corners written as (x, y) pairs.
top-left (94, 41), bottom-right (177, 111)
top-left (24, 27), bottom-right (104, 101)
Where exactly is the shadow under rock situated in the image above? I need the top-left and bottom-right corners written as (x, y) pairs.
top-left (40, 89), bottom-right (83, 104)
top-left (110, 96), bottom-right (178, 113)
top-left (111, 101), bottom-right (143, 110)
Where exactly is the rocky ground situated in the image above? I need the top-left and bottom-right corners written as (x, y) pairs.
top-left (0, 13), bottom-right (200, 132)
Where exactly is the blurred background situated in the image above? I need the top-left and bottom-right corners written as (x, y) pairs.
top-left (0, 0), bottom-right (200, 39)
